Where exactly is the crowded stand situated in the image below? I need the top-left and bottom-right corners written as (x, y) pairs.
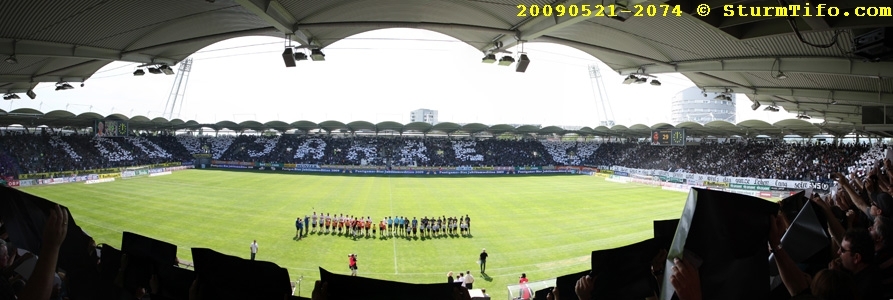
top-left (91, 136), bottom-right (134, 162)
top-left (3, 131), bottom-right (893, 300)
top-left (540, 140), bottom-right (600, 166)
top-left (175, 135), bottom-right (203, 154)
top-left (0, 132), bottom-right (887, 184)
top-left (589, 140), bottom-right (879, 182)
top-left (0, 152), bottom-right (17, 178)
top-left (248, 135), bottom-right (280, 158)
top-left (0, 133), bottom-right (194, 177)
top-left (208, 135), bottom-right (234, 159)
top-left (49, 136), bottom-right (83, 162)
top-left (125, 136), bottom-right (172, 159)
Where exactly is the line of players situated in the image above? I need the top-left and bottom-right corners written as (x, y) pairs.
top-left (301, 212), bottom-right (472, 238)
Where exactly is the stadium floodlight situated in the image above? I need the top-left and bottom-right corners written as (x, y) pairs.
top-left (634, 77), bottom-right (647, 84)
top-left (294, 52), bottom-right (308, 61)
top-left (147, 67), bottom-right (162, 74)
top-left (751, 101), bottom-right (761, 111)
top-left (159, 65), bottom-right (175, 75)
top-left (310, 49), bottom-right (325, 61)
top-left (482, 54), bottom-right (496, 64)
top-left (133, 69), bottom-right (145, 76)
top-left (622, 75), bottom-right (638, 84)
top-left (498, 55), bottom-right (514, 66)
top-left (649, 79), bottom-right (661, 86)
top-left (282, 48), bottom-right (296, 67)
top-left (4, 55), bottom-right (17, 64)
top-left (27, 89), bottom-right (36, 99)
top-left (55, 82), bottom-right (74, 91)
top-left (775, 71), bottom-right (787, 80)
top-left (515, 54), bottom-right (530, 73)
top-left (714, 93), bottom-right (732, 101)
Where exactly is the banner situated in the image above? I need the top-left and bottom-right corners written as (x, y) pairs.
top-left (7, 180), bottom-right (19, 187)
top-left (516, 166), bottom-right (543, 171)
top-left (255, 162), bottom-right (284, 168)
top-left (86, 178), bottom-right (115, 184)
top-left (211, 164), bottom-right (253, 169)
top-left (729, 183), bottom-right (771, 191)
top-left (99, 173), bottom-right (121, 179)
top-left (609, 166), bottom-right (830, 192)
top-left (703, 181), bottom-right (729, 188)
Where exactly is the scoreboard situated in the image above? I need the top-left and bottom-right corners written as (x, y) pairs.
top-left (651, 129), bottom-right (686, 146)
top-left (94, 120), bottom-right (129, 137)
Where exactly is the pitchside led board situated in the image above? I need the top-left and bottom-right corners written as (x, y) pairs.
top-left (94, 120), bottom-right (129, 137)
top-left (650, 129), bottom-right (686, 146)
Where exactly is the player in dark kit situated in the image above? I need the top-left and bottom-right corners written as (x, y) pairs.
top-left (294, 217), bottom-right (302, 240)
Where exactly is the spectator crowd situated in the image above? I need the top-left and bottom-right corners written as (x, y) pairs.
top-left (0, 132), bottom-right (886, 184)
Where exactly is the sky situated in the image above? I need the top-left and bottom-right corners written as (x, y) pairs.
top-left (5, 29), bottom-right (798, 128)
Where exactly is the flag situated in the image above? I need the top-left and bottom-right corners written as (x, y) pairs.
top-left (768, 192), bottom-right (831, 289)
top-left (660, 188), bottom-right (779, 300)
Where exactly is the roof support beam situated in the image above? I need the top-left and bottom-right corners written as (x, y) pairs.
top-left (233, 0), bottom-right (318, 47)
top-left (698, 85), bottom-right (893, 103)
top-left (123, 27), bottom-right (276, 56)
top-left (616, 57), bottom-right (893, 78)
top-left (0, 39), bottom-right (179, 65)
top-left (536, 36), bottom-right (673, 66)
top-left (297, 21), bottom-right (518, 37)
top-left (483, 0), bottom-right (662, 53)
top-left (0, 75), bottom-right (89, 84)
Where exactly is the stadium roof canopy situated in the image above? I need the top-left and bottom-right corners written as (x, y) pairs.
top-left (0, 108), bottom-right (855, 138)
top-left (1, 0), bottom-right (891, 127)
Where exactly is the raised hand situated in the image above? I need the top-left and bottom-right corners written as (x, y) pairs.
top-left (574, 275), bottom-right (596, 300)
top-left (42, 204), bottom-right (69, 250)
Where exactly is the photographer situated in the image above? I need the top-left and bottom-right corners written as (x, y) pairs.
top-left (348, 254), bottom-right (357, 277)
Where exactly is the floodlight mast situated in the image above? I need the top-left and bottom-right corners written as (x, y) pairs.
top-left (588, 64), bottom-right (616, 127)
top-left (163, 58), bottom-right (193, 120)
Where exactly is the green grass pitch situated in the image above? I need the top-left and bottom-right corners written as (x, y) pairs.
top-left (21, 169), bottom-right (687, 299)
